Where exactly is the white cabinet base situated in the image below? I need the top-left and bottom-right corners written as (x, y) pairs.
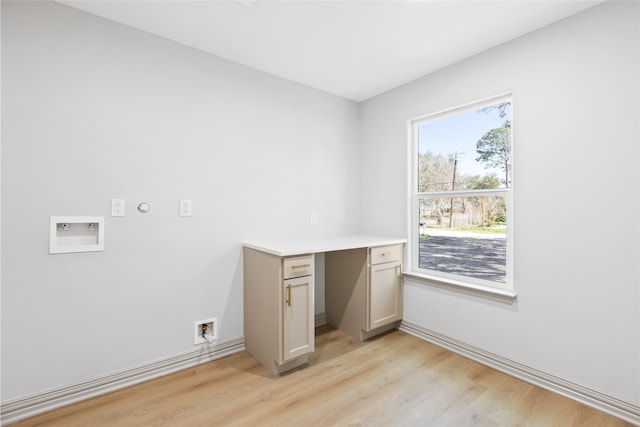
top-left (243, 248), bottom-right (314, 375)
top-left (360, 322), bottom-right (401, 341)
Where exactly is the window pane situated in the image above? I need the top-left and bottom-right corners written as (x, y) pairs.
top-left (417, 103), bottom-right (511, 192)
top-left (418, 196), bottom-right (506, 283)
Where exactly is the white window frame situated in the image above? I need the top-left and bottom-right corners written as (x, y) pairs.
top-left (407, 94), bottom-right (515, 298)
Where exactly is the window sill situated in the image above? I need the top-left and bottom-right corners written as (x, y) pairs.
top-left (403, 271), bottom-right (517, 304)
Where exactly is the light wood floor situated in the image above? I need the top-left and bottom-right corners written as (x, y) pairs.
top-left (11, 327), bottom-right (634, 426)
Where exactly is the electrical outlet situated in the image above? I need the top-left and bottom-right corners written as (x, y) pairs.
top-left (111, 199), bottom-right (125, 217)
top-left (194, 317), bottom-right (217, 345)
top-left (310, 211), bottom-right (318, 225)
top-left (180, 199), bottom-right (192, 217)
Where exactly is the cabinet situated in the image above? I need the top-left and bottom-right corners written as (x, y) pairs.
top-left (326, 243), bottom-right (403, 341)
top-left (282, 257), bottom-right (315, 362)
top-left (243, 237), bottom-right (405, 375)
top-left (368, 245), bottom-right (403, 330)
top-left (243, 249), bottom-right (314, 375)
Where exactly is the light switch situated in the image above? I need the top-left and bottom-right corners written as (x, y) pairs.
top-left (180, 199), bottom-right (192, 217)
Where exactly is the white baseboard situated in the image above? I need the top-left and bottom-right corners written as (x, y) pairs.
top-left (399, 321), bottom-right (640, 426)
top-left (315, 312), bottom-right (327, 327)
top-left (1, 337), bottom-right (245, 426)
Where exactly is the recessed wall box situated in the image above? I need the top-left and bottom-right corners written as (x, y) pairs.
top-left (49, 216), bottom-right (105, 254)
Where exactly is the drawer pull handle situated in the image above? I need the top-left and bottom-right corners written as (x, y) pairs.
top-left (286, 284), bottom-right (292, 307)
top-left (381, 253), bottom-right (391, 256)
top-left (291, 264), bottom-right (311, 269)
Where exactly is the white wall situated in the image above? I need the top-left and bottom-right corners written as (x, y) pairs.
top-left (1, 1), bottom-right (360, 401)
top-left (2, 0), bottom-right (639, 411)
top-left (360, 0), bottom-right (639, 404)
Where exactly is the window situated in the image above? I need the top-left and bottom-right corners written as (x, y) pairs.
top-left (410, 95), bottom-right (513, 293)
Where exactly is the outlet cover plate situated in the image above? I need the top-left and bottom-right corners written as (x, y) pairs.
top-left (111, 199), bottom-right (125, 217)
top-left (180, 199), bottom-right (192, 217)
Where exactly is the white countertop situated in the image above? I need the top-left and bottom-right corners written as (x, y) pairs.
top-left (243, 235), bottom-right (407, 257)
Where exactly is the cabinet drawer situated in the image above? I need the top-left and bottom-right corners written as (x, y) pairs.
top-left (283, 254), bottom-right (314, 279)
top-left (370, 244), bottom-right (403, 265)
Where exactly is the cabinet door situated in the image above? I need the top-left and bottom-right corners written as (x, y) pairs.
top-left (282, 276), bottom-right (315, 362)
top-left (368, 262), bottom-right (402, 330)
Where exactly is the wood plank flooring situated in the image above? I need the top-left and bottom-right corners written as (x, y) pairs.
top-left (10, 327), bottom-right (634, 426)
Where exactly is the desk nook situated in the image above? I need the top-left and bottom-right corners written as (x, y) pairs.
top-left (243, 236), bottom-right (406, 375)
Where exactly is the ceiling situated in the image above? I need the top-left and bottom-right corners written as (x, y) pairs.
top-left (57, 0), bottom-right (604, 102)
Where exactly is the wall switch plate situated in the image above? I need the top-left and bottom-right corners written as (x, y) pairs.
top-left (180, 199), bottom-right (192, 217)
top-left (111, 199), bottom-right (125, 217)
top-left (310, 211), bottom-right (318, 225)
